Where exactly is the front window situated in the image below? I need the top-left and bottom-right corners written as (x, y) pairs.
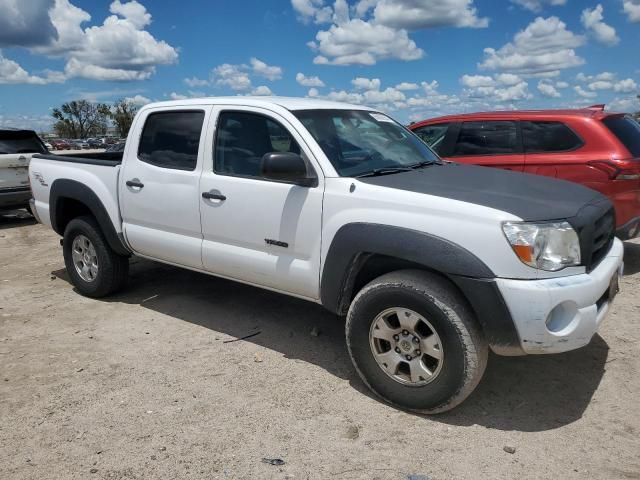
top-left (294, 109), bottom-right (439, 177)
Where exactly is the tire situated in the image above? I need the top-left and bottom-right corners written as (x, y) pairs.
top-left (345, 269), bottom-right (488, 414)
top-left (63, 215), bottom-right (129, 298)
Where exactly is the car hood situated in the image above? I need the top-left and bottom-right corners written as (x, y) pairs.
top-left (356, 163), bottom-right (609, 222)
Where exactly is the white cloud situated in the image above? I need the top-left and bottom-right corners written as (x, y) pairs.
top-left (169, 92), bottom-right (188, 100)
top-left (251, 85), bottom-right (273, 96)
top-left (352, 77), bottom-right (381, 90)
top-left (460, 73), bottom-right (531, 101)
top-left (574, 86), bottom-right (597, 98)
top-left (0, 50), bottom-right (64, 84)
top-left (614, 78), bottom-right (638, 93)
top-left (555, 81), bottom-right (569, 88)
top-left (581, 5), bottom-right (619, 46)
top-left (370, 0), bottom-right (488, 30)
top-left (537, 80), bottom-right (561, 97)
top-left (460, 74), bottom-right (495, 88)
top-left (307, 87), bottom-right (320, 97)
top-left (576, 71), bottom-right (615, 82)
top-left (421, 80), bottom-right (439, 95)
top-left (394, 82), bottom-right (419, 90)
top-left (609, 95), bottom-right (640, 112)
top-left (184, 77), bottom-right (209, 88)
top-left (291, 0), bottom-right (332, 23)
top-left (296, 0), bottom-right (487, 66)
top-left (30, 0), bottom-right (177, 81)
top-left (109, 0), bottom-right (151, 29)
top-left (250, 58), bottom-right (282, 81)
top-left (510, 0), bottom-right (566, 13)
top-left (311, 18), bottom-right (424, 65)
top-left (124, 94), bottom-right (151, 105)
top-left (623, 0), bottom-right (640, 22)
top-left (211, 63), bottom-right (252, 91)
top-left (0, 0), bottom-right (58, 47)
top-left (296, 72), bottom-right (325, 87)
top-left (588, 80), bottom-right (614, 91)
top-left (479, 17), bottom-right (585, 76)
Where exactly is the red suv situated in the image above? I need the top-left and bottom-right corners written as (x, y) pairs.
top-left (410, 106), bottom-right (640, 239)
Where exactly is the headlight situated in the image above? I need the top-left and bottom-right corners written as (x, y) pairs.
top-left (502, 221), bottom-right (581, 271)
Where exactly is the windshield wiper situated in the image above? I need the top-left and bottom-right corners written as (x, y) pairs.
top-left (354, 166), bottom-right (412, 178)
top-left (407, 159), bottom-right (441, 169)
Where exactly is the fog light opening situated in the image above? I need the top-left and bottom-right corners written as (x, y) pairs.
top-left (545, 301), bottom-right (579, 334)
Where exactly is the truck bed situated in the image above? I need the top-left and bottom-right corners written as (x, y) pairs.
top-left (32, 152), bottom-right (123, 166)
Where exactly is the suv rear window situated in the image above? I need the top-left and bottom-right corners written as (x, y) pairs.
top-left (0, 130), bottom-right (47, 155)
top-left (522, 121), bottom-right (583, 153)
top-left (138, 110), bottom-right (205, 170)
top-left (602, 116), bottom-right (640, 157)
top-left (453, 121), bottom-right (518, 156)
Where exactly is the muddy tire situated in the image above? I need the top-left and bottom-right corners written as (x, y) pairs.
top-left (345, 269), bottom-right (488, 414)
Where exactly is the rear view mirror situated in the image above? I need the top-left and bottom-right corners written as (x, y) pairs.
top-left (261, 152), bottom-right (317, 187)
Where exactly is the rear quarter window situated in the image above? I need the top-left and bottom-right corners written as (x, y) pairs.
top-left (522, 121), bottom-right (583, 153)
top-left (0, 131), bottom-right (47, 155)
top-left (602, 116), bottom-right (640, 157)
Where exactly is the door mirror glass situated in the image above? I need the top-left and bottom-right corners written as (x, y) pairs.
top-left (261, 152), bottom-right (316, 187)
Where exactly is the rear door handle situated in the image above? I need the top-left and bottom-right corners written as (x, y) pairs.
top-left (126, 180), bottom-right (144, 188)
top-left (202, 191), bottom-right (226, 201)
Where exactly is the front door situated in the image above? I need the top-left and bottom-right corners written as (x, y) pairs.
top-left (199, 107), bottom-right (323, 299)
top-left (120, 107), bottom-right (210, 269)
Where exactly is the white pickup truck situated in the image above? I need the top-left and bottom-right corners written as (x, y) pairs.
top-left (30, 97), bottom-right (624, 413)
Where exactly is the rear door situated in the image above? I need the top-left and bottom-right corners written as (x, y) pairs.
top-left (522, 120), bottom-right (585, 178)
top-left (0, 131), bottom-right (47, 191)
top-left (120, 106), bottom-right (211, 269)
top-left (446, 120), bottom-right (524, 171)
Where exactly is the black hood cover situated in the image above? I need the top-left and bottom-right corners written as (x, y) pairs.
top-left (358, 163), bottom-right (610, 222)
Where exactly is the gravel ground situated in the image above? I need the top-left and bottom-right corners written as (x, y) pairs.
top-left (1, 210), bottom-right (639, 480)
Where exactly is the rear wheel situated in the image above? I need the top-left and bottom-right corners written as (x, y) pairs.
top-left (63, 216), bottom-right (129, 297)
top-left (345, 270), bottom-right (488, 413)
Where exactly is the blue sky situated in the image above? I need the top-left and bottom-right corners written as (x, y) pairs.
top-left (0, 0), bottom-right (639, 131)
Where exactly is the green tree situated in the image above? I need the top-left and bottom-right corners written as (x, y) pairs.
top-left (52, 100), bottom-right (110, 138)
top-left (109, 99), bottom-right (139, 138)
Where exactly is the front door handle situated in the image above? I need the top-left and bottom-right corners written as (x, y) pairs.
top-left (126, 180), bottom-right (144, 188)
top-left (202, 191), bottom-right (226, 201)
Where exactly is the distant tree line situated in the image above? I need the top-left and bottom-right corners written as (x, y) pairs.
top-left (51, 99), bottom-right (139, 138)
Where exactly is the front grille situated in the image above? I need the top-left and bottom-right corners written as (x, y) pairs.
top-left (573, 203), bottom-right (615, 272)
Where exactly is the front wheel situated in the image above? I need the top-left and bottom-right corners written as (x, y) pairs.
top-left (345, 270), bottom-right (488, 414)
top-left (63, 215), bottom-right (129, 298)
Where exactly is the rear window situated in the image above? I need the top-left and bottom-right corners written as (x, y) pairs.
top-left (602, 116), bottom-right (640, 157)
top-left (522, 121), bottom-right (583, 153)
top-left (138, 110), bottom-right (205, 170)
top-left (452, 121), bottom-right (518, 156)
top-left (0, 131), bottom-right (47, 155)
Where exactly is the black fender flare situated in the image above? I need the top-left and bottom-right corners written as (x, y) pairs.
top-left (50, 179), bottom-right (130, 256)
top-left (320, 223), bottom-right (494, 313)
top-left (319, 223), bottom-right (524, 355)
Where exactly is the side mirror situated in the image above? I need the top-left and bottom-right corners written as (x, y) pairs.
top-left (261, 152), bottom-right (317, 187)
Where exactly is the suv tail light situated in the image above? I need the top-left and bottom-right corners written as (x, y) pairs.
top-left (587, 160), bottom-right (640, 180)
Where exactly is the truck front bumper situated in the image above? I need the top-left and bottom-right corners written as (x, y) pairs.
top-left (496, 238), bottom-right (624, 354)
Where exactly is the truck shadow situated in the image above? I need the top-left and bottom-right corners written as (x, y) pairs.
top-left (52, 258), bottom-right (609, 433)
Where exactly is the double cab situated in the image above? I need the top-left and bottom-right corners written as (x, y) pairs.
top-left (29, 97), bottom-right (624, 412)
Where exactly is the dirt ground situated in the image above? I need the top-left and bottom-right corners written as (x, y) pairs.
top-left (1, 210), bottom-right (639, 480)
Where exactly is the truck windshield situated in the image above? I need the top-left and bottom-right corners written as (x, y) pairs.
top-left (294, 109), bottom-right (440, 177)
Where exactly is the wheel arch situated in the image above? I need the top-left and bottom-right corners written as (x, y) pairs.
top-left (320, 223), bottom-right (524, 355)
top-left (50, 179), bottom-right (130, 256)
